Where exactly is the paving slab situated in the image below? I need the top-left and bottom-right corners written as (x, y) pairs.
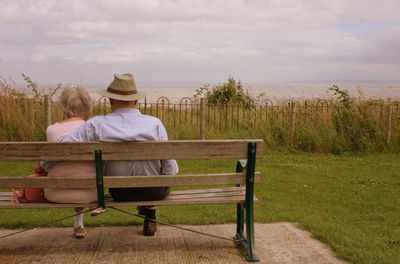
top-left (0, 222), bottom-right (349, 264)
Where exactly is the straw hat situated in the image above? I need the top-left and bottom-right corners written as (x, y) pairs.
top-left (97, 73), bottom-right (146, 101)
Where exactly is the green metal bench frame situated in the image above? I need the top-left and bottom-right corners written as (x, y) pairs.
top-left (93, 142), bottom-right (259, 262)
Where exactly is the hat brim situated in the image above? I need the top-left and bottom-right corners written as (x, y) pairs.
top-left (97, 89), bottom-right (146, 101)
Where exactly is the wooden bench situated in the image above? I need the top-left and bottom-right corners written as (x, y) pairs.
top-left (0, 139), bottom-right (263, 262)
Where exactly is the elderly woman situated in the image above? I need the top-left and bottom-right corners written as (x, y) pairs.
top-left (44, 85), bottom-right (100, 239)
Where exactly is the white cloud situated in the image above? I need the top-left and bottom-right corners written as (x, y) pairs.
top-left (0, 0), bottom-right (400, 84)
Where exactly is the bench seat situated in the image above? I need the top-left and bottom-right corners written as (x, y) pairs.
top-left (0, 187), bottom-right (259, 209)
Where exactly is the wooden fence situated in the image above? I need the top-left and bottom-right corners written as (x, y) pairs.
top-left (1, 95), bottom-right (399, 148)
top-left (95, 96), bottom-right (400, 146)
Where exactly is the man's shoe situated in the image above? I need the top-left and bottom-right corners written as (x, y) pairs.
top-left (138, 206), bottom-right (157, 236)
top-left (143, 220), bottom-right (157, 236)
top-left (74, 226), bottom-right (86, 239)
top-left (137, 206), bottom-right (147, 216)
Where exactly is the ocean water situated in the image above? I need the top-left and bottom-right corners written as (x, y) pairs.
top-left (88, 83), bottom-right (400, 104)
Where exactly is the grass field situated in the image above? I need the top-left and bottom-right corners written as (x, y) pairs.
top-left (0, 152), bottom-right (399, 264)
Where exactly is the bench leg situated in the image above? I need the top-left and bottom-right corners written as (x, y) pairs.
top-left (235, 162), bottom-right (246, 241)
top-left (235, 143), bottom-right (259, 262)
top-left (244, 142), bottom-right (259, 262)
top-left (235, 203), bottom-right (244, 239)
top-left (245, 200), bottom-right (259, 262)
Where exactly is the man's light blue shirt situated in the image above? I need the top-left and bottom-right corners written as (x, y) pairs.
top-left (57, 108), bottom-right (178, 176)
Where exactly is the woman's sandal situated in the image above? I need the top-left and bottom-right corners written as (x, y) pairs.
top-left (74, 226), bottom-right (86, 239)
top-left (90, 207), bottom-right (105, 217)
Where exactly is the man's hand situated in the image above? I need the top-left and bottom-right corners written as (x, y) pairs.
top-left (34, 163), bottom-right (47, 174)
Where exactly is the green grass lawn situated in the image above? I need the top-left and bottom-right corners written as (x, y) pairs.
top-left (0, 152), bottom-right (399, 264)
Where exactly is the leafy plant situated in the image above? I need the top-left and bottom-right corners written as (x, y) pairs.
top-left (328, 85), bottom-right (382, 152)
top-left (21, 73), bottom-right (62, 100)
top-left (194, 77), bottom-right (257, 109)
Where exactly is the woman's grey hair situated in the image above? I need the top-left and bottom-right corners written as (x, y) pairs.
top-left (59, 85), bottom-right (93, 118)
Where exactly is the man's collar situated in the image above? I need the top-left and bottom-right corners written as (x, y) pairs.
top-left (112, 108), bottom-right (141, 114)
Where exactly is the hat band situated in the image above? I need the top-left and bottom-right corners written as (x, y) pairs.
top-left (107, 87), bottom-right (138, 95)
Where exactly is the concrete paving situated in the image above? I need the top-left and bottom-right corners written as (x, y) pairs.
top-left (0, 222), bottom-right (349, 264)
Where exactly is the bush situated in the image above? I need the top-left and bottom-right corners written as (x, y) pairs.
top-left (328, 85), bottom-right (383, 152)
top-left (194, 77), bottom-right (258, 109)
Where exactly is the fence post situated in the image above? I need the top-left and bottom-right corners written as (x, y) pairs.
top-left (225, 104), bottom-right (228, 129)
top-left (200, 98), bottom-right (206, 140)
top-left (289, 102), bottom-right (296, 147)
top-left (44, 95), bottom-right (52, 128)
top-left (386, 104), bottom-right (392, 145)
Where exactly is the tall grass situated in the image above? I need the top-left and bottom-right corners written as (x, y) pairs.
top-left (0, 94), bottom-right (47, 141)
top-left (153, 100), bottom-right (399, 153)
top-left (1, 80), bottom-right (399, 153)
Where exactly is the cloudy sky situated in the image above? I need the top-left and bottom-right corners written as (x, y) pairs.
top-left (1, 0), bottom-right (400, 87)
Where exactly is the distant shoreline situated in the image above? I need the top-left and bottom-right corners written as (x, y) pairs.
top-left (87, 83), bottom-right (400, 103)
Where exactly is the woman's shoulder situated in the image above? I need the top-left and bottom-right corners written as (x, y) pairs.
top-left (46, 120), bottom-right (86, 141)
top-left (46, 123), bottom-right (61, 142)
top-left (46, 122), bottom-right (61, 135)
top-left (47, 120), bottom-right (85, 131)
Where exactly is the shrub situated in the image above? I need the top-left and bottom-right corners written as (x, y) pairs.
top-left (328, 85), bottom-right (383, 152)
top-left (194, 77), bottom-right (258, 109)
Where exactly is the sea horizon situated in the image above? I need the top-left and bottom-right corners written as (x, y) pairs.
top-left (85, 82), bottom-right (400, 103)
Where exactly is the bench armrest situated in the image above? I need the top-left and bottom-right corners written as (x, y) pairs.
top-left (236, 159), bottom-right (247, 173)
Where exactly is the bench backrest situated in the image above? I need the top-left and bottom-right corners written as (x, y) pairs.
top-left (0, 140), bottom-right (263, 161)
top-left (0, 140), bottom-right (263, 189)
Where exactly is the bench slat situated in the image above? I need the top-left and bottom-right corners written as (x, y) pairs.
top-left (0, 188), bottom-right (259, 208)
top-left (0, 187), bottom-right (245, 200)
top-left (0, 172), bottom-right (261, 188)
top-left (0, 140), bottom-right (264, 161)
top-left (167, 187), bottom-right (246, 195)
top-left (0, 194), bottom-right (13, 201)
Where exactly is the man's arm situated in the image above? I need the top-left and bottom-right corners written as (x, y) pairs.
top-left (40, 119), bottom-right (99, 170)
top-left (158, 121), bottom-right (179, 175)
top-left (161, 159), bottom-right (179, 175)
top-left (40, 161), bottom-right (55, 171)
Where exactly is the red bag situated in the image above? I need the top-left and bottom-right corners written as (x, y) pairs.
top-left (12, 172), bottom-right (47, 203)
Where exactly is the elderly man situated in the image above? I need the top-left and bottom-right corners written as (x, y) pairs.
top-left (58, 73), bottom-right (178, 236)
